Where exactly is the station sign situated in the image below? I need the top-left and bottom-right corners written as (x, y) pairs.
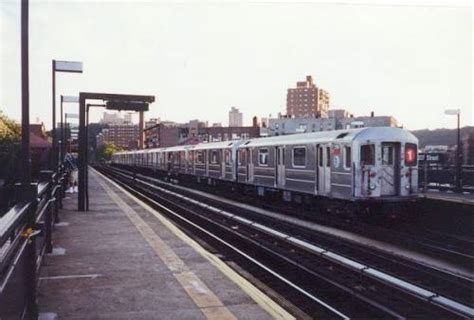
top-left (106, 100), bottom-right (149, 112)
top-left (418, 152), bottom-right (447, 164)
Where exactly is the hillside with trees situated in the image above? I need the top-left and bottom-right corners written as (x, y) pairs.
top-left (411, 126), bottom-right (474, 148)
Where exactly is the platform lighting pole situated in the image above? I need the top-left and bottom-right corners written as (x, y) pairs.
top-left (51, 60), bottom-right (83, 169)
top-left (60, 96), bottom-right (79, 160)
top-left (20, 0), bottom-right (30, 184)
top-left (445, 109), bottom-right (462, 192)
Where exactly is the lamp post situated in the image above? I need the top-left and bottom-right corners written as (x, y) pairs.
top-left (64, 113), bottom-right (79, 153)
top-left (60, 95), bottom-right (79, 161)
top-left (52, 60), bottom-right (83, 169)
top-left (444, 109), bottom-right (462, 192)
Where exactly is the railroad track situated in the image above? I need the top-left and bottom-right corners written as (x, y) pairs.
top-left (98, 165), bottom-right (474, 319)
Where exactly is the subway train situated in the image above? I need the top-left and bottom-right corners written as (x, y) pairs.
top-left (111, 127), bottom-right (419, 215)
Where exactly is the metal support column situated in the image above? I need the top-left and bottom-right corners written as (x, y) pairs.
top-left (78, 95), bottom-right (86, 211)
top-left (456, 112), bottom-right (462, 192)
top-left (60, 95), bottom-right (64, 163)
top-left (21, 0), bottom-right (31, 184)
top-left (139, 111), bottom-right (144, 149)
top-left (52, 60), bottom-right (56, 169)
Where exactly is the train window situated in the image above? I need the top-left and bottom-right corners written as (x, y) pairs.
top-left (361, 144), bottom-right (375, 165)
top-left (258, 148), bottom-right (269, 166)
top-left (238, 149), bottom-right (246, 165)
top-left (292, 147), bottom-right (306, 167)
top-left (225, 150), bottom-right (231, 164)
top-left (326, 147), bottom-right (331, 167)
top-left (210, 150), bottom-right (219, 164)
top-left (318, 147), bottom-right (323, 167)
top-left (196, 151), bottom-right (204, 164)
top-left (382, 146), bottom-right (394, 165)
top-left (405, 143), bottom-right (417, 166)
top-left (344, 146), bottom-right (351, 169)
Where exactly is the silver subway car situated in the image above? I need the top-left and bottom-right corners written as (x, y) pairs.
top-left (111, 127), bottom-right (418, 208)
top-left (235, 127), bottom-right (418, 202)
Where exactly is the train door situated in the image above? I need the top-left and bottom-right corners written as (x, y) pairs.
top-left (222, 149), bottom-right (227, 179)
top-left (380, 142), bottom-right (400, 196)
top-left (317, 144), bottom-right (331, 195)
top-left (275, 146), bottom-right (285, 188)
top-left (205, 150), bottom-right (209, 176)
top-left (247, 148), bottom-right (254, 182)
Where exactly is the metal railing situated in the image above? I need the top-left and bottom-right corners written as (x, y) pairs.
top-left (0, 167), bottom-right (67, 319)
top-left (419, 164), bottom-right (474, 191)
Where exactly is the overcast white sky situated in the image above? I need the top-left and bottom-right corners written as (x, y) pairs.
top-left (1, 0), bottom-right (472, 130)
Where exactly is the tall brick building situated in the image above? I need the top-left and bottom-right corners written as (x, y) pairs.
top-left (287, 75), bottom-right (330, 118)
top-left (96, 124), bottom-right (140, 150)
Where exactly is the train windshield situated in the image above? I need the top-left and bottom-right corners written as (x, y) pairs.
top-left (361, 144), bottom-right (375, 165)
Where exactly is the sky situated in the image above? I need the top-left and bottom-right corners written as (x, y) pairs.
top-left (0, 0), bottom-right (472, 130)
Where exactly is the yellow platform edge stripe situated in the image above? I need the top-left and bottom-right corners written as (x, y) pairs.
top-left (93, 171), bottom-right (236, 320)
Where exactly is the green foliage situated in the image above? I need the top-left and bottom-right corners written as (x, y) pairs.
top-left (0, 111), bottom-right (21, 183)
top-left (95, 142), bottom-right (123, 162)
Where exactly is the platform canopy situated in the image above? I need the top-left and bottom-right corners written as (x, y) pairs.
top-left (77, 92), bottom-right (156, 211)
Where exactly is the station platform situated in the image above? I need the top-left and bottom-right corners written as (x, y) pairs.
top-left (38, 168), bottom-right (290, 320)
top-left (420, 189), bottom-right (474, 205)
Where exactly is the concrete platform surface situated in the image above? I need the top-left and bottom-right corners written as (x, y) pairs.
top-left (38, 168), bottom-right (290, 320)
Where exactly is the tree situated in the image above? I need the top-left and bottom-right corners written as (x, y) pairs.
top-left (0, 111), bottom-right (21, 184)
top-left (95, 142), bottom-right (123, 162)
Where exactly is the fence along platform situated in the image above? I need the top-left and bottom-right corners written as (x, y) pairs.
top-left (38, 167), bottom-right (289, 320)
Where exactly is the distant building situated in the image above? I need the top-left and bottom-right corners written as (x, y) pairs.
top-left (338, 114), bottom-right (399, 129)
top-left (124, 113), bottom-right (133, 124)
top-left (267, 111), bottom-right (399, 136)
top-left (328, 109), bottom-right (351, 119)
top-left (145, 118), bottom-right (160, 129)
top-left (268, 117), bottom-right (337, 136)
top-left (100, 112), bottom-right (133, 125)
top-left (29, 124), bottom-right (51, 178)
top-left (144, 120), bottom-right (259, 148)
top-left (462, 132), bottom-right (474, 165)
top-left (286, 75), bottom-right (330, 118)
top-left (198, 126), bottom-right (259, 143)
top-left (96, 124), bottom-right (140, 150)
top-left (229, 107), bottom-right (243, 127)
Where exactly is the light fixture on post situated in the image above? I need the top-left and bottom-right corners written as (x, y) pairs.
top-left (60, 95), bottom-right (79, 161)
top-left (444, 108), bottom-right (462, 192)
top-left (52, 60), bottom-right (83, 169)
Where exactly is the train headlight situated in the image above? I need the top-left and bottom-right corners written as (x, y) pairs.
top-left (369, 183), bottom-right (376, 190)
top-left (405, 185), bottom-right (411, 190)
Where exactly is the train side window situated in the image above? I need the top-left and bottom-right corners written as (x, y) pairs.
top-left (196, 151), bottom-right (204, 164)
top-left (344, 146), bottom-right (351, 169)
top-left (361, 144), bottom-right (375, 165)
top-left (382, 146), bottom-right (393, 165)
top-left (318, 147), bottom-right (323, 167)
top-left (292, 147), bottom-right (306, 167)
top-left (258, 148), bottom-right (269, 166)
top-left (238, 149), bottom-right (246, 165)
top-left (210, 150), bottom-right (219, 164)
top-left (326, 147), bottom-right (331, 167)
top-left (405, 143), bottom-right (417, 166)
top-left (225, 150), bottom-right (231, 164)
